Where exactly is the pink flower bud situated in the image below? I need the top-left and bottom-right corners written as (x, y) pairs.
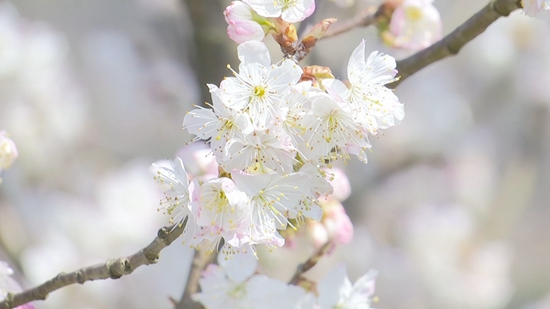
top-left (389, 0), bottom-right (442, 50)
top-left (322, 199), bottom-right (353, 245)
top-left (325, 167), bottom-right (351, 202)
top-left (224, 1), bottom-right (267, 44)
top-left (0, 130), bottom-right (18, 173)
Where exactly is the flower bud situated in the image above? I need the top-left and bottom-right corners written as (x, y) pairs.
top-left (0, 131), bottom-right (18, 172)
top-left (224, 1), bottom-right (268, 44)
top-left (322, 199), bottom-right (353, 245)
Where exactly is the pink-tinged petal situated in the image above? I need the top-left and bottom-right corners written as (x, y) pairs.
top-left (227, 20), bottom-right (266, 44)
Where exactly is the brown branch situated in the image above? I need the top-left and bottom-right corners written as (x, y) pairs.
top-left (174, 249), bottom-right (216, 309)
top-left (289, 241), bottom-right (335, 285)
top-left (0, 223), bottom-right (186, 309)
top-left (391, 0), bottom-right (523, 88)
top-left (322, 7), bottom-right (379, 39)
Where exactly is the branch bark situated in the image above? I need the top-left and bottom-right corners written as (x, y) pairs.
top-left (391, 0), bottom-right (523, 88)
top-left (0, 223), bottom-right (186, 309)
top-left (289, 241), bottom-right (335, 285)
top-left (174, 249), bottom-right (216, 309)
top-left (322, 7), bottom-right (378, 39)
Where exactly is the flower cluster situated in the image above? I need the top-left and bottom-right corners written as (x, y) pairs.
top-left (193, 247), bottom-right (377, 309)
top-left (152, 37), bottom-right (403, 255)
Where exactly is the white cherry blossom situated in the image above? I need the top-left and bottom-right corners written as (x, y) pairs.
top-left (243, 0), bottom-right (316, 23)
top-left (232, 170), bottom-right (316, 232)
top-left (389, 0), bottom-right (442, 50)
top-left (192, 177), bottom-right (252, 251)
top-left (182, 84), bottom-right (253, 161)
top-left (193, 247), bottom-right (306, 309)
top-left (152, 157), bottom-right (200, 246)
top-left (317, 264), bottom-right (377, 309)
top-left (323, 40), bottom-right (404, 136)
top-left (221, 41), bottom-right (303, 128)
top-left (222, 127), bottom-right (297, 174)
top-left (300, 92), bottom-right (371, 163)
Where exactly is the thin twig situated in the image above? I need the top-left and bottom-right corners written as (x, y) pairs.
top-left (322, 7), bottom-right (379, 39)
top-left (0, 223), bottom-right (186, 309)
top-left (392, 0), bottom-right (523, 88)
top-left (289, 241), bottom-right (335, 285)
top-left (175, 249), bottom-right (217, 309)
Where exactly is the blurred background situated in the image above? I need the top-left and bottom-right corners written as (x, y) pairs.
top-left (1, 0), bottom-right (550, 308)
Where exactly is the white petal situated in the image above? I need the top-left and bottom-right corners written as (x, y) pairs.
top-left (218, 245), bottom-right (258, 284)
top-left (237, 40), bottom-right (271, 68)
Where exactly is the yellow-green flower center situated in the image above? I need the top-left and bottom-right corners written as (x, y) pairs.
top-left (405, 6), bottom-right (423, 22)
top-left (253, 85), bottom-right (266, 97)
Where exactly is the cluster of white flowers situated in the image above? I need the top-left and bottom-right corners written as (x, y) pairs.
top-left (152, 38), bottom-right (403, 255)
top-left (192, 247), bottom-right (377, 309)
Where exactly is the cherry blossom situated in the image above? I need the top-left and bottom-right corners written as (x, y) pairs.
top-left (193, 248), bottom-right (306, 309)
top-left (221, 41), bottom-right (302, 128)
top-left (322, 40), bottom-right (404, 138)
top-left (389, 0), bottom-right (442, 50)
top-left (317, 264), bottom-right (377, 309)
top-left (242, 0), bottom-right (316, 23)
top-left (523, 0), bottom-right (550, 20)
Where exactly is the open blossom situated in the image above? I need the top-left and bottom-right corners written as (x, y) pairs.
top-left (300, 92), bottom-right (371, 163)
top-left (232, 170), bottom-right (320, 230)
top-left (225, 1), bottom-right (270, 44)
top-left (0, 131), bottom-right (18, 181)
top-left (0, 261), bottom-right (34, 309)
top-left (322, 40), bottom-right (404, 141)
top-left (221, 40), bottom-right (302, 128)
top-left (389, 0), bottom-right (442, 50)
top-left (317, 264), bottom-right (377, 309)
top-left (243, 0), bottom-right (315, 23)
top-left (192, 177), bottom-right (252, 250)
top-left (193, 247), bottom-right (306, 309)
top-left (182, 84), bottom-right (253, 162)
top-left (152, 157), bottom-right (201, 246)
top-left (523, 0), bottom-right (550, 19)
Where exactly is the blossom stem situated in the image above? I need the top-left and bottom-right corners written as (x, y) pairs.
top-left (175, 249), bottom-right (217, 309)
top-left (0, 223), bottom-right (186, 309)
top-left (391, 0), bottom-right (523, 87)
top-left (322, 6), bottom-right (379, 39)
top-left (288, 241), bottom-right (335, 285)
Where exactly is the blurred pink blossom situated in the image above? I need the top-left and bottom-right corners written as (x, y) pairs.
top-left (0, 261), bottom-right (34, 309)
top-left (324, 167), bottom-right (351, 202)
top-left (523, 0), bottom-right (550, 20)
top-left (389, 0), bottom-right (442, 50)
top-left (0, 130), bottom-right (18, 177)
